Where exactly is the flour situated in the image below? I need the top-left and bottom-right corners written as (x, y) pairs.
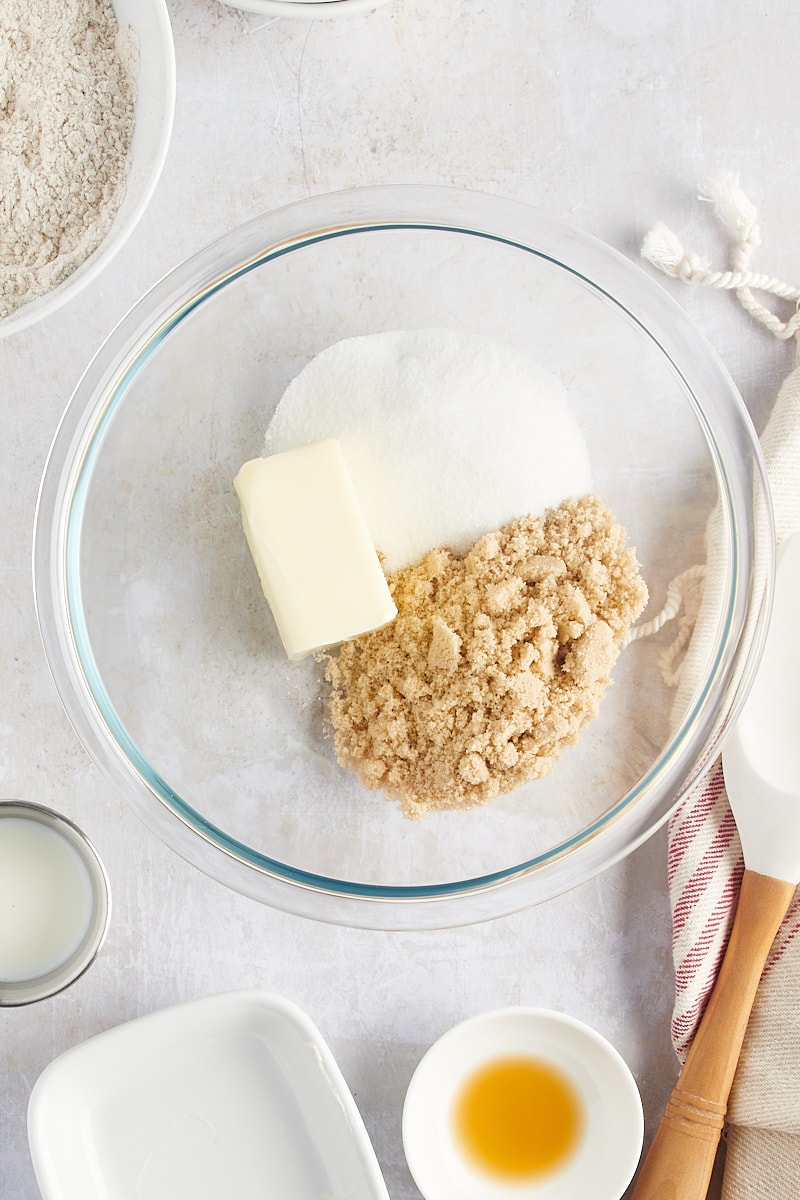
top-left (0, 0), bottom-right (138, 320)
top-left (264, 330), bottom-right (593, 573)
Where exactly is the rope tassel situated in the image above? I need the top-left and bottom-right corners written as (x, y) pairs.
top-left (641, 172), bottom-right (800, 342)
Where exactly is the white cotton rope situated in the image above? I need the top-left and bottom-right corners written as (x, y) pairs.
top-left (623, 564), bottom-right (705, 682)
top-left (631, 173), bottom-right (800, 674)
top-left (641, 172), bottom-right (800, 342)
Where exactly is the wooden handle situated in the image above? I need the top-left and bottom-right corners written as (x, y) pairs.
top-left (631, 869), bottom-right (796, 1200)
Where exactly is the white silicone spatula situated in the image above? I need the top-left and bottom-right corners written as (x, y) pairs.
top-left (632, 531), bottom-right (800, 1200)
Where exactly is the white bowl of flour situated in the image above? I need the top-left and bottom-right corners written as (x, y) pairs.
top-left (218, 0), bottom-right (391, 17)
top-left (0, 0), bottom-right (175, 339)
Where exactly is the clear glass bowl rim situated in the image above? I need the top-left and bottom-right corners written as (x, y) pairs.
top-left (32, 184), bottom-right (774, 929)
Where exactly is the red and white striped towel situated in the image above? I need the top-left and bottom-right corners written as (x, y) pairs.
top-left (668, 761), bottom-right (744, 1062)
top-left (668, 760), bottom-right (800, 1063)
top-left (665, 353), bottom-right (800, 1070)
top-left (668, 750), bottom-right (800, 1200)
top-left (644, 177), bottom-right (800, 1200)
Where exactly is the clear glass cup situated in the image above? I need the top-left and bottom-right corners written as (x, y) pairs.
top-left (0, 801), bottom-right (110, 1005)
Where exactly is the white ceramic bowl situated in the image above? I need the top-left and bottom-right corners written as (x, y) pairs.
top-left (402, 1008), bottom-right (644, 1200)
top-left (0, 0), bottom-right (175, 340)
top-left (28, 990), bottom-right (389, 1200)
top-left (219, 0), bottom-right (391, 17)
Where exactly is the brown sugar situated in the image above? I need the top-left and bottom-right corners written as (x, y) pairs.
top-left (323, 496), bottom-right (648, 818)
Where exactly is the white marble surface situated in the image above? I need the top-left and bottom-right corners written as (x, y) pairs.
top-left (3, 1), bottom-right (800, 1196)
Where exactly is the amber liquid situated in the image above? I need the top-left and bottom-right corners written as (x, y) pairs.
top-left (453, 1055), bottom-right (584, 1180)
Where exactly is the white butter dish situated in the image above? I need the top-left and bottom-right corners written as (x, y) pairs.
top-left (28, 989), bottom-right (389, 1200)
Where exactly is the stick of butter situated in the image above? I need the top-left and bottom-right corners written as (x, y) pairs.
top-left (233, 439), bottom-right (397, 660)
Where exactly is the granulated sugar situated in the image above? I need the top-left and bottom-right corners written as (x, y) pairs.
top-left (264, 329), bottom-right (593, 573)
top-left (0, 1), bottom-right (137, 319)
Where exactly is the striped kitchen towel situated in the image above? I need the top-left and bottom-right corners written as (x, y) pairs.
top-left (643, 174), bottom-right (800, 1200)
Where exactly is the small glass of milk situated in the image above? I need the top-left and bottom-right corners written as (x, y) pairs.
top-left (0, 801), bottom-right (110, 1006)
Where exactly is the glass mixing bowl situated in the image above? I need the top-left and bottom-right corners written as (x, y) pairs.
top-left (33, 186), bottom-right (772, 929)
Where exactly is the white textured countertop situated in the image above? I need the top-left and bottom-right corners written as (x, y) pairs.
top-left (3, 2), bottom-right (800, 1196)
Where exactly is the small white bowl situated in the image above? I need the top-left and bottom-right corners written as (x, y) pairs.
top-left (28, 990), bottom-right (389, 1200)
top-left (0, 0), bottom-right (175, 339)
top-left (218, 0), bottom-right (392, 18)
top-left (402, 1008), bottom-right (643, 1200)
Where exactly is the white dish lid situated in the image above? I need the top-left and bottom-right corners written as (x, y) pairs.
top-left (28, 989), bottom-right (389, 1200)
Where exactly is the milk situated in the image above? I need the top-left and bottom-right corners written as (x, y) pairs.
top-left (0, 816), bottom-right (94, 982)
